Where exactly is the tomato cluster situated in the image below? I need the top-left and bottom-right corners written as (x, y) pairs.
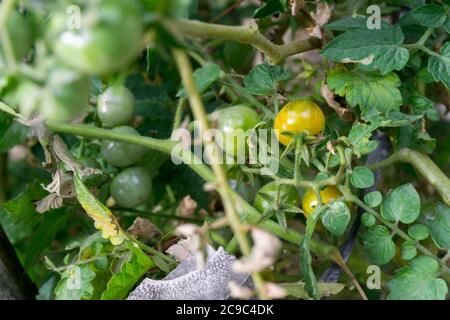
top-left (219, 99), bottom-right (348, 225)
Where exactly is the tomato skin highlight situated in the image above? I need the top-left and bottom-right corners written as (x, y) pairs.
top-left (101, 126), bottom-right (146, 168)
top-left (274, 99), bottom-right (325, 146)
top-left (97, 86), bottom-right (135, 128)
top-left (254, 181), bottom-right (299, 213)
top-left (301, 186), bottom-right (344, 218)
top-left (110, 166), bottom-right (152, 208)
top-left (216, 105), bottom-right (261, 157)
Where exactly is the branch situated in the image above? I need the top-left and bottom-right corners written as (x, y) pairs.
top-left (167, 19), bottom-right (322, 64)
top-left (370, 148), bottom-right (450, 206)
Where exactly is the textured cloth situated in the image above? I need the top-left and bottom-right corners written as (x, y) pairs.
top-left (127, 246), bottom-right (250, 300)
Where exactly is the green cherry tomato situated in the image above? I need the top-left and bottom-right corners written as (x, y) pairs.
top-left (5, 10), bottom-right (35, 60)
top-left (254, 181), bottom-right (299, 213)
top-left (97, 86), bottom-right (135, 127)
top-left (110, 166), bottom-right (152, 208)
top-left (40, 67), bottom-right (91, 122)
top-left (51, 0), bottom-right (144, 75)
top-left (217, 105), bottom-right (261, 157)
top-left (101, 126), bottom-right (146, 168)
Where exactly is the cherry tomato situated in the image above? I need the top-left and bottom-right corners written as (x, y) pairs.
top-left (97, 86), bottom-right (135, 127)
top-left (5, 10), bottom-right (35, 60)
top-left (50, 0), bottom-right (144, 75)
top-left (274, 99), bottom-right (325, 146)
top-left (254, 181), bottom-right (299, 213)
top-left (301, 186), bottom-right (343, 218)
top-left (217, 105), bottom-right (261, 157)
top-left (110, 166), bottom-right (152, 208)
top-left (101, 126), bottom-right (146, 168)
top-left (40, 67), bottom-right (91, 122)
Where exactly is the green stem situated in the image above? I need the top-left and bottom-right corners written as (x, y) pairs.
top-left (167, 19), bottom-right (322, 64)
top-left (369, 148), bottom-right (450, 206)
top-left (173, 98), bottom-right (186, 130)
top-left (172, 48), bottom-right (267, 299)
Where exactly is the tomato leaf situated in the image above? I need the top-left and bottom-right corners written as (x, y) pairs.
top-left (350, 166), bottom-right (374, 189)
top-left (322, 26), bottom-right (409, 75)
top-left (253, 0), bottom-right (288, 19)
top-left (327, 68), bottom-right (403, 119)
top-left (429, 203), bottom-right (450, 249)
top-left (411, 4), bottom-right (447, 28)
top-left (177, 63), bottom-right (221, 98)
top-left (321, 201), bottom-right (351, 236)
top-left (428, 42), bottom-right (450, 88)
top-left (100, 241), bottom-right (154, 300)
top-left (387, 256), bottom-right (448, 300)
top-left (244, 63), bottom-right (292, 95)
top-left (347, 122), bottom-right (379, 155)
top-left (381, 184), bottom-right (421, 224)
top-left (364, 191), bottom-right (382, 208)
top-left (363, 225), bottom-right (396, 265)
top-left (407, 224), bottom-right (429, 241)
top-left (54, 264), bottom-right (96, 300)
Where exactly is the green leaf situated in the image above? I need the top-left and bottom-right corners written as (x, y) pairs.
top-left (100, 241), bottom-right (154, 300)
top-left (327, 68), bottom-right (403, 119)
top-left (0, 121), bottom-right (28, 153)
top-left (400, 241), bottom-right (417, 260)
top-left (408, 224), bottom-right (429, 241)
top-left (428, 42), bottom-right (450, 88)
top-left (387, 256), bottom-right (448, 300)
top-left (54, 264), bottom-right (96, 300)
top-left (408, 95), bottom-right (439, 121)
top-left (321, 201), bottom-right (351, 236)
top-left (348, 122), bottom-right (379, 155)
top-left (244, 62), bottom-right (291, 95)
top-left (444, 18), bottom-right (450, 33)
top-left (429, 203), bottom-right (450, 249)
top-left (411, 4), bottom-right (447, 28)
top-left (177, 63), bottom-right (221, 97)
top-left (363, 225), bottom-right (396, 266)
top-left (364, 191), bottom-right (382, 208)
top-left (350, 166), bottom-right (374, 189)
top-left (397, 124), bottom-right (436, 154)
top-left (253, 0), bottom-right (288, 19)
top-left (381, 184), bottom-right (421, 224)
top-left (322, 26), bottom-right (409, 75)
top-left (370, 111), bottom-right (423, 127)
top-left (361, 212), bottom-right (376, 227)
top-left (325, 16), bottom-right (390, 31)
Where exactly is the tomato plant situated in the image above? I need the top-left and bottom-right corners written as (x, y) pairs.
top-left (0, 0), bottom-right (449, 303)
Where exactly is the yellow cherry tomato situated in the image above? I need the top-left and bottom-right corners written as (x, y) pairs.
top-left (301, 186), bottom-right (343, 218)
top-left (274, 99), bottom-right (325, 146)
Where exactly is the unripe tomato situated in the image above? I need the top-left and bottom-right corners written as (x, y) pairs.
top-left (50, 0), bottom-right (144, 75)
top-left (110, 166), bottom-right (152, 208)
top-left (301, 186), bottom-right (343, 218)
top-left (5, 10), bottom-right (35, 60)
top-left (274, 99), bottom-right (325, 146)
top-left (40, 67), bottom-right (91, 122)
top-left (254, 181), bottom-right (299, 213)
top-left (97, 86), bottom-right (135, 127)
top-left (217, 105), bottom-right (261, 157)
top-left (101, 126), bottom-right (146, 168)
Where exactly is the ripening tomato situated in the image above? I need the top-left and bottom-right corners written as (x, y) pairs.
top-left (274, 99), bottom-right (325, 146)
top-left (216, 105), bottom-right (261, 157)
top-left (110, 166), bottom-right (152, 208)
top-left (301, 186), bottom-right (343, 218)
top-left (97, 86), bottom-right (135, 127)
top-left (254, 181), bottom-right (299, 213)
top-left (101, 126), bottom-right (146, 168)
top-left (40, 67), bottom-right (91, 122)
top-left (50, 0), bottom-right (144, 75)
